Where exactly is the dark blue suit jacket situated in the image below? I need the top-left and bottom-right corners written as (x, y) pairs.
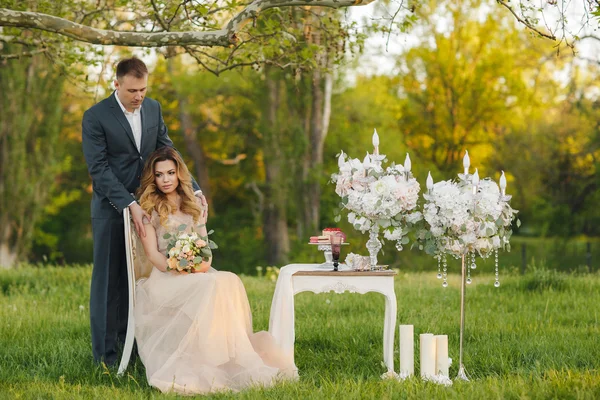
top-left (82, 93), bottom-right (199, 218)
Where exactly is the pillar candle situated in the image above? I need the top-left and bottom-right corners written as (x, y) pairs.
top-left (435, 335), bottom-right (449, 376)
top-left (399, 325), bottom-right (414, 376)
top-left (420, 333), bottom-right (436, 378)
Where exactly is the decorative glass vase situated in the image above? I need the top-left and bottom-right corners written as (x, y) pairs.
top-left (366, 227), bottom-right (382, 269)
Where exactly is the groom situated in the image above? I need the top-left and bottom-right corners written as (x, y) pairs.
top-left (82, 57), bottom-right (205, 365)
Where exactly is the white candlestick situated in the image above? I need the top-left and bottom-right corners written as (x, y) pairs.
top-left (435, 335), bottom-right (449, 377)
top-left (420, 333), bottom-right (436, 378)
top-left (363, 152), bottom-right (371, 167)
top-left (472, 168), bottom-right (479, 194)
top-left (399, 325), bottom-right (414, 376)
top-left (404, 153), bottom-right (412, 174)
top-left (463, 150), bottom-right (470, 175)
top-left (372, 129), bottom-right (379, 155)
top-left (499, 170), bottom-right (507, 196)
top-left (426, 171), bottom-right (434, 192)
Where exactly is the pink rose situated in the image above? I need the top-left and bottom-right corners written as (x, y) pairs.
top-left (196, 239), bottom-right (207, 247)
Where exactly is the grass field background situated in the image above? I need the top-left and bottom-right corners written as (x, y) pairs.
top-left (1, 265), bottom-right (599, 399)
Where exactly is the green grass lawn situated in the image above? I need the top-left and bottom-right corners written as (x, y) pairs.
top-left (1, 265), bottom-right (599, 399)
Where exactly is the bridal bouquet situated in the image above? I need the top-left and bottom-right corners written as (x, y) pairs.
top-left (331, 150), bottom-right (422, 248)
top-left (164, 224), bottom-right (217, 272)
top-left (419, 175), bottom-right (518, 258)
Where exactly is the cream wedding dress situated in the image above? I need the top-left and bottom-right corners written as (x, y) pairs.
top-left (134, 211), bottom-right (296, 395)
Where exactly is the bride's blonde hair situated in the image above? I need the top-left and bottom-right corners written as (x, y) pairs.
top-left (137, 147), bottom-right (202, 227)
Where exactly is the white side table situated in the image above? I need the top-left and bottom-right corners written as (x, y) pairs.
top-left (269, 264), bottom-right (397, 373)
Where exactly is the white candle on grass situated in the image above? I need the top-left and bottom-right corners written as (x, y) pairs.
top-left (420, 333), bottom-right (436, 378)
top-left (435, 335), bottom-right (449, 377)
top-left (399, 325), bottom-right (414, 376)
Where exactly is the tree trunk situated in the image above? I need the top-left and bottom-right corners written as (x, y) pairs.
top-left (262, 69), bottom-right (290, 265)
top-left (302, 19), bottom-right (334, 235)
top-left (166, 59), bottom-right (212, 205)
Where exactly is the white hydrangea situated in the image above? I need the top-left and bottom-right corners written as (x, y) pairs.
top-left (420, 176), bottom-right (518, 257)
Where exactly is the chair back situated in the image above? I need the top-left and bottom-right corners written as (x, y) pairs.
top-left (117, 207), bottom-right (146, 375)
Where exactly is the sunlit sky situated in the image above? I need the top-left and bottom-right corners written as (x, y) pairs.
top-left (346, 0), bottom-right (600, 78)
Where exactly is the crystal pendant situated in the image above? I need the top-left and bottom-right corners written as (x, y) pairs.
top-left (467, 253), bottom-right (472, 284)
top-left (395, 242), bottom-right (403, 251)
top-left (437, 273), bottom-right (442, 279)
top-left (442, 254), bottom-right (448, 287)
top-left (494, 249), bottom-right (500, 288)
top-left (366, 227), bottom-right (382, 270)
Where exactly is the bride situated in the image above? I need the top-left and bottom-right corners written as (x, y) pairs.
top-left (134, 146), bottom-right (295, 394)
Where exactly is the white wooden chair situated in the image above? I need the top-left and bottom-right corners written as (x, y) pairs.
top-left (117, 207), bottom-right (145, 375)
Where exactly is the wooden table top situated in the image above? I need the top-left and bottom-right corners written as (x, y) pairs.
top-left (293, 270), bottom-right (396, 277)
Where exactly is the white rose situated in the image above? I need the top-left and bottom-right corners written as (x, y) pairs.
top-left (371, 179), bottom-right (391, 197)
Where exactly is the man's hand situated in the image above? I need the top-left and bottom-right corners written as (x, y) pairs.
top-left (129, 202), bottom-right (150, 238)
top-left (195, 192), bottom-right (208, 223)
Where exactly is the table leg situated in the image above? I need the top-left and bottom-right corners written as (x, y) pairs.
top-left (383, 287), bottom-right (397, 372)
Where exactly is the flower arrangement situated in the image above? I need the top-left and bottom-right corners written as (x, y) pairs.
top-left (164, 224), bottom-right (217, 273)
top-left (420, 175), bottom-right (518, 258)
top-left (417, 151), bottom-right (520, 289)
top-left (331, 150), bottom-right (422, 250)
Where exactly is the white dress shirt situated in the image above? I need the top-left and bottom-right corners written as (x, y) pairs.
top-left (115, 91), bottom-right (142, 152)
top-left (114, 92), bottom-right (204, 209)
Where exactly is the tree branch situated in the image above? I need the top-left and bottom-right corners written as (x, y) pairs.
top-left (0, 0), bottom-right (375, 47)
top-left (0, 48), bottom-right (47, 59)
top-left (495, 0), bottom-right (557, 41)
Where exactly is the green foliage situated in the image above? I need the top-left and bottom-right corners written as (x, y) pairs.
top-left (10, 0), bottom-right (600, 267)
top-left (0, 51), bottom-right (68, 265)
